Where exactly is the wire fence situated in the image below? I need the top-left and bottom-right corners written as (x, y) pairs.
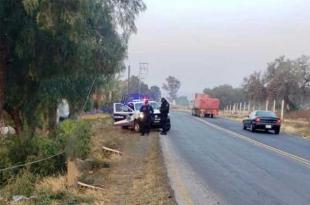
top-left (0, 152), bottom-right (65, 173)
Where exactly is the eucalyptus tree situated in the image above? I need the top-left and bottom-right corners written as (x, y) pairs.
top-left (0, 0), bottom-right (146, 132)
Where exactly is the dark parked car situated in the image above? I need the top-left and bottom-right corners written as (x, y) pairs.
top-left (242, 110), bottom-right (281, 134)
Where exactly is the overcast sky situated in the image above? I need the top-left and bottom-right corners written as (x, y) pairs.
top-left (126, 0), bottom-right (310, 98)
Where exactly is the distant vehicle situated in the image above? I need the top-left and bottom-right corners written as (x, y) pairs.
top-left (113, 100), bottom-right (171, 132)
top-left (242, 110), bottom-right (281, 134)
top-left (192, 93), bottom-right (220, 118)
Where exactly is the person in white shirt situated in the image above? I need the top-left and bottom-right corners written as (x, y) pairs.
top-left (57, 98), bottom-right (70, 123)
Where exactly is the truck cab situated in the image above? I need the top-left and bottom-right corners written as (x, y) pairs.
top-left (113, 100), bottom-right (170, 132)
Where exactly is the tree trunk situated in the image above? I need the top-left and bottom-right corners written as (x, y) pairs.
top-left (0, 43), bottom-right (8, 121)
top-left (48, 104), bottom-right (57, 130)
top-left (66, 159), bottom-right (80, 188)
top-left (4, 106), bottom-right (22, 134)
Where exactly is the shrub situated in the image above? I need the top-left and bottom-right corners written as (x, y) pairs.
top-left (0, 130), bottom-right (66, 186)
top-left (55, 120), bottom-right (92, 159)
top-left (0, 119), bottom-right (92, 192)
top-left (27, 136), bottom-right (66, 176)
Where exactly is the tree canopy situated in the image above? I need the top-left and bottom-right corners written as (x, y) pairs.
top-left (121, 75), bottom-right (162, 101)
top-left (243, 56), bottom-right (310, 110)
top-left (162, 76), bottom-right (181, 101)
top-left (204, 85), bottom-right (246, 109)
top-left (0, 0), bottom-right (146, 132)
top-left (203, 55), bottom-right (310, 110)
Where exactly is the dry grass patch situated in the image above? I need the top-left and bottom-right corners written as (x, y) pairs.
top-left (86, 121), bottom-right (176, 204)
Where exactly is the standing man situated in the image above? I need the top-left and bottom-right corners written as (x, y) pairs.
top-left (57, 98), bottom-right (70, 123)
top-left (160, 98), bottom-right (170, 135)
top-left (139, 99), bottom-right (154, 136)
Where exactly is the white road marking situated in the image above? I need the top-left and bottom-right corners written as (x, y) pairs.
top-left (194, 117), bottom-right (310, 167)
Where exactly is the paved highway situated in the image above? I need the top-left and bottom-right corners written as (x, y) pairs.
top-left (161, 112), bottom-right (310, 205)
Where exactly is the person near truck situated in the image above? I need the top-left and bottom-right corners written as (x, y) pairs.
top-left (160, 98), bottom-right (170, 135)
top-left (139, 99), bottom-right (154, 136)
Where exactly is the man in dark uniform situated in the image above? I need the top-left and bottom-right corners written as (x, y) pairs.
top-left (139, 99), bottom-right (154, 136)
top-left (160, 98), bottom-right (170, 135)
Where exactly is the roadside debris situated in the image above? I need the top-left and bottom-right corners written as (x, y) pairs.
top-left (102, 146), bottom-right (122, 155)
top-left (12, 195), bottom-right (36, 203)
top-left (77, 181), bottom-right (104, 191)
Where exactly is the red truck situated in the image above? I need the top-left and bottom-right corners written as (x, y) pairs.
top-left (192, 93), bottom-right (220, 118)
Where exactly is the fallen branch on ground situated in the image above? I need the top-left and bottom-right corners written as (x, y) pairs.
top-left (77, 181), bottom-right (104, 191)
top-left (102, 146), bottom-right (122, 155)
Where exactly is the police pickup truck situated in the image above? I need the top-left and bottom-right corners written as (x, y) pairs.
top-left (113, 100), bottom-right (171, 132)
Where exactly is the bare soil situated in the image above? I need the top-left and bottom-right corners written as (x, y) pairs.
top-left (88, 122), bottom-right (176, 205)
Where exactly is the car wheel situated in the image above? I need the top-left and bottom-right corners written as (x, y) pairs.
top-left (134, 121), bottom-right (140, 132)
top-left (274, 128), bottom-right (280, 135)
top-left (243, 123), bottom-right (246, 130)
top-left (250, 123), bottom-right (256, 132)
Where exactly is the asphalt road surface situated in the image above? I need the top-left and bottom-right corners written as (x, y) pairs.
top-left (160, 112), bottom-right (310, 205)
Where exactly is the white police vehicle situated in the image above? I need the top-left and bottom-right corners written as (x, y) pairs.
top-left (113, 100), bottom-right (170, 132)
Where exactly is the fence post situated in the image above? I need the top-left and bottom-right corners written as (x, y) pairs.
top-left (266, 100), bottom-right (269, 111)
top-left (273, 100), bottom-right (276, 113)
top-left (248, 101), bottom-right (251, 112)
top-left (281, 100), bottom-right (285, 121)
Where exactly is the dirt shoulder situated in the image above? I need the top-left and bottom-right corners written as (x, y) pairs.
top-left (81, 118), bottom-right (177, 204)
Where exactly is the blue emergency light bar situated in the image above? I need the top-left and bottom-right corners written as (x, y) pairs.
top-left (122, 93), bottom-right (149, 104)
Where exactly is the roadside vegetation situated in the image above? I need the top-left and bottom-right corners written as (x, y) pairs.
top-left (0, 119), bottom-right (92, 204)
top-left (203, 56), bottom-right (310, 111)
top-left (201, 56), bottom-right (310, 137)
top-left (0, 0), bottom-right (151, 204)
top-left (0, 116), bottom-right (176, 204)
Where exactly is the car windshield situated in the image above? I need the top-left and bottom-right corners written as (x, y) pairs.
top-left (134, 102), bottom-right (159, 111)
top-left (134, 102), bottom-right (143, 111)
top-left (150, 102), bottom-right (160, 110)
top-left (256, 111), bottom-right (277, 117)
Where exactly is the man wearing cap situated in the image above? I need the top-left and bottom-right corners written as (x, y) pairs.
top-left (160, 98), bottom-right (170, 135)
top-left (139, 99), bottom-right (154, 136)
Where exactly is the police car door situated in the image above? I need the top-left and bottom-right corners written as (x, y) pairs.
top-left (113, 103), bottom-right (133, 122)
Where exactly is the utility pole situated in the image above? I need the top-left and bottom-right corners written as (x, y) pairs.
top-left (138, 62), bottom-right (148, 98)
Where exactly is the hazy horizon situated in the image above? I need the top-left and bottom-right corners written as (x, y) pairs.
top-left (126, 0), bottom-right (310, 98)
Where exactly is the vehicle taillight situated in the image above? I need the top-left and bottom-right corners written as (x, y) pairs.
top-left (276, 119), bottom-right (281, 124)
top-left (255, 118), bottom-right (261, 122)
